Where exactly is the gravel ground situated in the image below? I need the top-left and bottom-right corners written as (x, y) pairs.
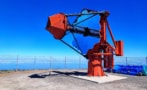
top-left (0, 70), bottom-right (147, 90)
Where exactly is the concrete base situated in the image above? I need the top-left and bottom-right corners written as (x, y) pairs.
top-left (70, 73), bottom-right (127, 84)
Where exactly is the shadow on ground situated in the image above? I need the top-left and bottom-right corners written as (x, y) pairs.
top-left (53, 71), bottom-right (87, 76)
top-left (29, 71), bottom-right (87, 78)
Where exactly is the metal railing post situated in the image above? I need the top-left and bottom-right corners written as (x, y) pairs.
top-left (16, 55), bottom-right (19, 71)
top-left (79, 56), bottom-right (81, 69)
top-left (49, 56), bottom-right (52, 75)
top-left (126, 57), bottom-right (128, 65)
top-left (146, 57), bottom-right (147, 65)
top-left (34, 56), bottom-right (36, 70)
top-left (50, 56), bottom-right (52, 69)
top-left (65, 56), bottom-right (66, 69)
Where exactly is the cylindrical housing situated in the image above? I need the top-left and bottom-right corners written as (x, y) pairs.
top-left (68, 26), bottom-right (100, 38)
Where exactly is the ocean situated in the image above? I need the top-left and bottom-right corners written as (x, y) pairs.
top-left (0, 56), bottom-right (146, 70)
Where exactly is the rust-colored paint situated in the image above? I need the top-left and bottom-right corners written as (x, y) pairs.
top-left (46, 10), bottom-right (124, 76)
top-left (115, 41), bottom-right (124, 56)
top-left (46, 13), bottom-right (67, 39)
top-left (87, 51), bottom-right (105, 76)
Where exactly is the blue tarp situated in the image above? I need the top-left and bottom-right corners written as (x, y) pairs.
top-left (112, 65), bottom-right (147, 76)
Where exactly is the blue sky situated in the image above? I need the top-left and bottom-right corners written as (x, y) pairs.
top-left (0, 0), bottom-right (147, 57)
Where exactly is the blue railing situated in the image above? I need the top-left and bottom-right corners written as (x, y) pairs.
top-left (0, 55), bottom-right (147, 76)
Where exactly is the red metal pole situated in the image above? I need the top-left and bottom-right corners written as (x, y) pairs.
top-left (99, 15), bottom-right (107, 43)
top-left (106, 19), bottom-right (116, 48)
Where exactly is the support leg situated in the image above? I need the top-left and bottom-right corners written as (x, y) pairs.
top-left (88, 55), bottom-right (105, 76)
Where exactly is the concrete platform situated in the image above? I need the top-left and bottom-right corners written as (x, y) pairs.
top-left (70, 74), bottom-right (127, 83)
top-left (1, 70), bottom-right (147, 90)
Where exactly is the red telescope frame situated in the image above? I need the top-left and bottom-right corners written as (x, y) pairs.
top-left (46, 10), bottom-right (123, 76)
